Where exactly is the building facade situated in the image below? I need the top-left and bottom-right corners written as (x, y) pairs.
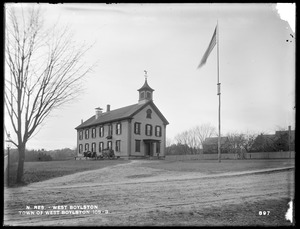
top-left (75, 78), bottom-right (169, 158)
top-left (202, 137), bottom-right (230, 154)
top-left (250, 127), bottom-right (295, 152)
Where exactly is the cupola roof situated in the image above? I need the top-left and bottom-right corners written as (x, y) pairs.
top-left (137, 79), bottom-right (154, 92)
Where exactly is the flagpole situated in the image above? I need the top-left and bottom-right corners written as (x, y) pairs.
top-left (197, 22), bottom-right (221, 162)
top-left (217, 21), bottom-right (221, 163)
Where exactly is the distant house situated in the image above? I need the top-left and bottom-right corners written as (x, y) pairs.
top-left (275, 130), bottom-right (295, 151)
top-left (250, 134), bottom-right (277, 152)
top-left (202, 137), bottom-right (230, 154)
top-left (75, 78), bottom-right (169, 159)
top-left (250, 128), bottom-right (295, 152)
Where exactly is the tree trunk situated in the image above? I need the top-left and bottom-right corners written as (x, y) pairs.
top-left (16, 144), bottom-right (26, 183)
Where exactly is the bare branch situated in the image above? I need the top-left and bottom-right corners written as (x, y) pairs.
top-left (5, 5), bottom-right (94, 182)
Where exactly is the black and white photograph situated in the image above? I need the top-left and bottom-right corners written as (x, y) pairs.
top-left (4, 3), bottom-right (295, 226)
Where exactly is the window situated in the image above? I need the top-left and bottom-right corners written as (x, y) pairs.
top-left (85, 129), bottom-right (89, 139)
top-left (116, 123), bottom-right (122, 135)
top-left (79, 144), bottom-right (83, 154)
top-left (99, 126), bottom-right (104, 137)
top-left (99, 142), bottom-right (104, 152)
top-left (134, 122), bottom-right (141, 135)
top-left (146, 109), bottom-right (152, 119)
top-left (108, 124), bottom-right (113, 136)
top-left (92, 142), bottom-right (96, 152)
top-left (140, 91), bottom-right (145, 100)
top-left (146, 91), bottom-right (152, 99)
top-left (135, 140), bottom-right (141, 152)
top-left (107, 141), bottom-right (112, 150)
top-left (145, 124), bottom-right (152, 136)
top-left (85, 143), bottom-right (89, 152)
top-left (116, 140), bottom-right (121, 152)
top-left (79, 131), bottom-right (83, 140)
top-left (156, 142), bottom-right (161, 153)
top-left (155, 126), bottom-right (162, 137)
top-left (92, 128), bottom-right (96, 138)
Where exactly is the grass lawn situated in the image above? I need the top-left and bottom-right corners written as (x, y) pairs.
top-left (7, 159), bottom-right (129, 187)
top-left (143, 159), bottom-right (295, 174)
top-left (6, 158), bottom-right (294, 188)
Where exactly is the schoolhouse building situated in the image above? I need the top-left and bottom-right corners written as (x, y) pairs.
top-left (75, 77), bottom-right (169, 159)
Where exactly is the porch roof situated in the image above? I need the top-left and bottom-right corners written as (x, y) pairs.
top-left (143, 139), bottom-right (161, 143)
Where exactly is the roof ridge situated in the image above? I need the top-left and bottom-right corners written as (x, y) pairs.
top-left (75, 102), bottom-right (146, 129)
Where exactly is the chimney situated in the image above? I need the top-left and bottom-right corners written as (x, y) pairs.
top-left (107, 104), bottom-right (111, 112)
top-left (95, 107), bottom-right (103, 119)
top-left (81, 119), bottom-right (83, 124)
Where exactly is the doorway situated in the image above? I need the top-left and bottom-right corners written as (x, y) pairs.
top-left (145, 142), bottom-right (152, 156)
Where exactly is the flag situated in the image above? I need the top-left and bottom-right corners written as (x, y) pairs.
top-left (198, 25), bottom-right (217, 69)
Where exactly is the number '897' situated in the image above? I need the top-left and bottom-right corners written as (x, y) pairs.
top-left (259, 211), bottom-right (270, 215)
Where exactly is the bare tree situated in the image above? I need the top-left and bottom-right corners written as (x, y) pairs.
top-left (174, 131), bottom-right (191, 154)
top-left (165, 137), bottom-right (173, 155)
top-left (193, 123), bottom-right (217, 150)
top-left (242, 130), bottom-right (257, 152)
top-left (174, 123), bottom-right (217, 154)
top-left (227, 132), bottom-right (245, 158)
top-left (227, 131), bottom-right (258, 157)
top-left (5, 5), bottom-right (94, 183)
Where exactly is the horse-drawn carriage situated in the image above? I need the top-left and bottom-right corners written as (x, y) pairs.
top-left (83, 149), bottom-right (117, 160)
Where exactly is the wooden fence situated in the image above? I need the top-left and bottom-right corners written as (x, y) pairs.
top-left (4, 155), bottom-right (8, 186)
top-left (165, 151), bottom-right (295, 161)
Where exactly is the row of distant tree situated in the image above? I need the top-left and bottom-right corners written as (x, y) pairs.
top-left (7, 148), bottom-right (77, 164)
top-left (166, 123), bottom-right (294, 155)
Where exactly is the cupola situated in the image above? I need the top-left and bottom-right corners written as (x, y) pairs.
top-left (138, 70), bottom-right (154, 104)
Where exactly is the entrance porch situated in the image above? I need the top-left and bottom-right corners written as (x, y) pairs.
top-left (143, 139), bottom-right (161, 157)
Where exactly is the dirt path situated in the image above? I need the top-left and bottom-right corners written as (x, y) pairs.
top-left (4, 160), bottom-right (294, 226)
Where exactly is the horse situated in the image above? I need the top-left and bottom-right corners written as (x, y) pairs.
top-left (83, 151), bottom-right (97, 159)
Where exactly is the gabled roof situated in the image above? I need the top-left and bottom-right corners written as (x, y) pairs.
top-left (75, 100), bottom-right (169, 130)
top-left (275, 130), bottom-right (295, 141)
top-left (203, 137), bottom-right (229, 145)
top-left (257, 134), bottom-right (276, 140)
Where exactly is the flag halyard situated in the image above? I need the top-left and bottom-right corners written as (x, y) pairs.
top-left (198, 25), bottom-right (217, 69)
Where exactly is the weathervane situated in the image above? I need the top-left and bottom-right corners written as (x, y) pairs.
top-left (144, 70), bottom-right (148, 80)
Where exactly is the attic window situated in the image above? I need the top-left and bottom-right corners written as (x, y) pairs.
top-left (146, 109), bottom-right (152, 119)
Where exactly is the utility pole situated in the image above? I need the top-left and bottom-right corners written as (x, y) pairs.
top-left (216, 21), bottom-right (221, 163)
top-left (288, 125), bottom-right (291, 158)
top-left (6, 133), bottom-right (11, 187)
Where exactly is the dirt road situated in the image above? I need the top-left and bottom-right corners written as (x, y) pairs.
top-left (4, 160), bottom-right (294, 226)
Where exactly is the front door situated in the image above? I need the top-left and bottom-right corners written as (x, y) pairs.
top-left (145, 142), bottom-right (150, 156)
top-left (145, 142), bottom-right (152, 156)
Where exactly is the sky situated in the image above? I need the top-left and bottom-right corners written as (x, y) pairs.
top-left (4, 3), bottom-right (295, 150)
